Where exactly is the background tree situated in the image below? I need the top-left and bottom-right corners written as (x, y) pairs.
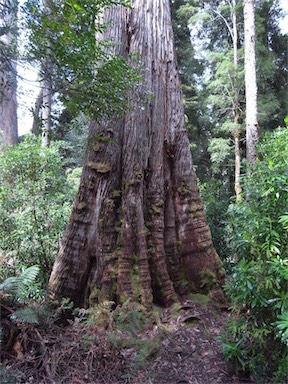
top-left (23, 0), bottom-right (137, 141)
top-left (0, 0), bottom-right (18, 147)
top-left (244, 0), bottom-right (258, 164)
top-left (49, 0), bottom-right (223, 309)
top-left (254, 0), bottom-right (286, 129)
top-left (192, 0), bottom-right (243, 199)
top-left (231, 0), bottom-right (241, 199)
top-left (176, 0), bottom-right (245, 191)
top-left (170, 0), bottom-right (208, 178)
top-left (40, 0), bottom-right (53, 146)
top-left (172, 0), bottom-right (287, 259)
top-left (176, 0), bottom-right (286, 178)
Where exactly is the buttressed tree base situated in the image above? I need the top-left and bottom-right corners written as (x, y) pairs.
top-left (49, 0), bottom-right (224, 309)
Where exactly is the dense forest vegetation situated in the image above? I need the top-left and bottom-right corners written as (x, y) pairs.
top-left (0, 0), bottom-right (287, 383)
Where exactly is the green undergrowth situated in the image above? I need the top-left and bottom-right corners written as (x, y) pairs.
top-left (219, 127), bottom-right (288, 383)
top-left (74, 298), bottom-right (165, 369)
top-left (188, 293), bottom-right (210, 305)
top-left (0, 135), bottom-right (79, 286)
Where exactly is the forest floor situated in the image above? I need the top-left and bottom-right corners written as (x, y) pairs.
top-left (1, 294), bottom-right (255, 384)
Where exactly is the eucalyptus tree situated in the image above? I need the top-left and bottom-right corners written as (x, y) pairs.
top-left (0, 0), bottom-right (18, 147)
top-left (244, 0), bottom-right (258, 164)
top-left (231, 0), bottom-right (241, 199)
top-left (49, 0), bottom-right (223, 309)
top-left (176, 0), bottom-right (286, 183)
top-left (207, 0), bottom-right (243, 199)
top-left (253, 0), bottom-right (285, 129)
top-left (178, 0), bottom-right (244, 199)
top-left (41, 0), bottom-right (52, 146)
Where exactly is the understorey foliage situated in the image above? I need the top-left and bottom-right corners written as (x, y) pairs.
top-left (0, 265), bottom-right (39, 303)
top-left (0, 135), bottom-right (79, 285)
top-left (220, 127), bottom-right (288, 383)
top-left (200, 178), bottom-right (231, 264)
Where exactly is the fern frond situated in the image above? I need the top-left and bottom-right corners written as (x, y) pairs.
top-left (16, 265), bottom-right (40, 297)
top-left (0, 276), bottom-right (19, 296)
top-left (0, 265), bottom-right (40, 299)
top-left (10, 308), bottom-right (39, 324)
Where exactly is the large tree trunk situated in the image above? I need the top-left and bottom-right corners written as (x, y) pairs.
top-left (244, 0), bottom-right (258, 164)
top-left (0, 0), bottom-right (18, 147)
top-left (49, 0), bottom-right (223, 309)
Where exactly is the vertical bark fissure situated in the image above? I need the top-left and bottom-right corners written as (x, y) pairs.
top-left (49, 119), bottom-right (122, 306)
top-left (164, 152), bottom-right (184, 295)
top-left (135, 202), bottom-right (153, 307)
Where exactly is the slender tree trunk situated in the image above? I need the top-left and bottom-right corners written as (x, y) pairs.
top-left (41, 0), bottom-right (53, 147)
top-left (0, 0), bottom-right (18, 147)
top-left (232, 0), bottom-right (242, 200)
top-left (31, 89), bottom-right (43, 134)
top-left (234, 130), bottom-right (242, 198)
top-left (244, 0), bottom-right (258, 164)
top-left (41, 69), bottom-right (52, 147)
top-left (49, 0), bottom-right (223, 309)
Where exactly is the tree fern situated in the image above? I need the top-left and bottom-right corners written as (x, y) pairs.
top-left (0, 265), bottom-right (40, 300)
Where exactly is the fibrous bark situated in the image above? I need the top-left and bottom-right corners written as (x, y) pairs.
top-left (49, 0), bottom-right (223, 309)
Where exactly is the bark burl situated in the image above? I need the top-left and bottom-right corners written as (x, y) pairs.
top-left (49, 0), bottom-right (224, 309)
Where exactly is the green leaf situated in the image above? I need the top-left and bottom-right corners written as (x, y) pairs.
top-left (10, 308), bottom-right (39, 324)
top-left (0, 265), bottom-right (39, 299)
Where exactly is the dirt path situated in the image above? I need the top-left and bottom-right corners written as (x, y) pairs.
top-left (127, 300), bottom-right (253, 384)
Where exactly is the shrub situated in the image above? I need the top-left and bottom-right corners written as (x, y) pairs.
top-left (221, 127), bottom-right (288, 383)
top-left (200, 178), bottom-right (231, 264)
top-left (0, 135), bottom-right (79, 285)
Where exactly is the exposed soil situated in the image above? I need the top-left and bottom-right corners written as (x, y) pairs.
top-left (1, 297), bottom-right (255, 384)
top-left (130, 301), bottom-right (253, 384)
